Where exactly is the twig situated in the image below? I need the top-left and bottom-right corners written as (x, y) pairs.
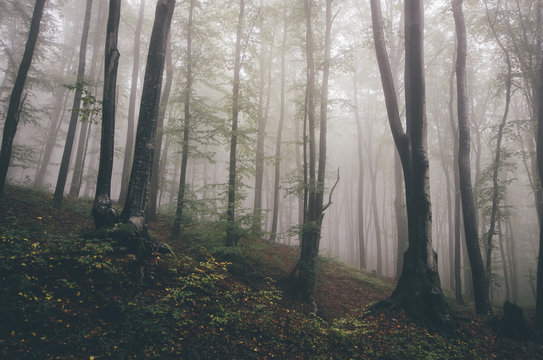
top-left (322, 167), bottom-right (340, 212)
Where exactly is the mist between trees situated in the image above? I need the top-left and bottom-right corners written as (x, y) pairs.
top-left (2, 0), bottom-right (543, 328)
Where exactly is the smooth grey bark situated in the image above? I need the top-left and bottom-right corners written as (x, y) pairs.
top-left (121, 0), bottom-right (176, 232)
top-left (0, 0), bottom-right (46, 201)
top-left (225, 0), bottom-right (245, 246)
top-left (53, 0), bottom-right (93, 207)
top-left (171, 0), bottom-right (195, 241)
top-left (371, 0), bottom-right (453, 332)
top-left (453, 0), bottom-right (492, 315)
top-left (147, 34), bottom-right (173, 221)
top-left (92, 0), bottom-right (120, 229)
top-left (270, 1), bottom-right (288, 242)
top-left (119, 0), bottom-right (145, 204)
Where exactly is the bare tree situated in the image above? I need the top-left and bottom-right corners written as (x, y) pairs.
top-left (171, 0), bottom-right (196, 241)
top-left (0, 0), bottom-right (46, 201)
top-left (225, 0), bottom-right (245, 246)
top-left (53, 0), bottom-right (93, 207)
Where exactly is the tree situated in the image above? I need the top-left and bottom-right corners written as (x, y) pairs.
top-left (171, 0), bottom-right (196, 241)
top-left (535, 41), bottom-right (543, 331)
top-left (147, 33), bottom-right (173, 221)
top-left (452, 0), bottom-right (492, 315)
top-left (293, 0), bottom-right (334, 311)
top-left (370, 0), bottom-right (453, 331)
top-left (69, 0), bottom-right (106, 198)
top-left (92, 0), bottom-right (120, 229)
top-left (121, 0), bottom-right (176, 232)
top-left (53, 0), bottom-right (93, 207)
top-left (119, 0), bottom-right (146, 204)
top-left (225, 0), bottom-right (245, 247)
top-left (0, 0), bottom-right (46, 201)
top-left (270, 0), bottom-right (288, 242)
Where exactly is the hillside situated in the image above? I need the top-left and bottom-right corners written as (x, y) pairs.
top-left (1, 186), bottom-right (542, 359)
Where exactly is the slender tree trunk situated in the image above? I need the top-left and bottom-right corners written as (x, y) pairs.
top-left (121, 0), bottom-right (176, 232)
top-left (353, 70), bottom-right (366, 270)
top-left (0, 0), bottom-right (46, 201)
top-left (53, 0), bottom-right (93, 207)
top-left (498, 221), bottom-right (511, 301)
top-left (453, 0), bottom-right (492, 315)
top-left (484, 1), bottom-right (512, 298)
top-left (506, 216), bottom-right (518, 302)
top-left (147, 34), bottom-right (173, 221)
top-left (92, 0), bottom-right (121, 229)
top-left (171, 0), bottom-right (195, 241)
top-left (225, 0), bottom-right (245, 246)
top-left (270, 2), bottom-right (287, 242)
top-left (70, 0), bottom-right (103, 197)
top-left (119, 0), bottom-right (145, 204)
top-left (535, 46), bottom-right (543, 330)
top-left (295, 0), bottom-right (332, 312)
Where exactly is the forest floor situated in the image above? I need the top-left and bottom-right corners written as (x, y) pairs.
top-left (1, 185), bottom-right (542, 359)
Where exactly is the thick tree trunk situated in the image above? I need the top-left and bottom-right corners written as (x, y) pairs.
top-left (0, 0), bottom-right (46, 201)
top-left (53, 0), bottom-right (93, 207)
top-left (270, 2), bottom-right (287, 242)
top-left (171, 0), bottom-right (195, 241)
top-left (92, 0), bottom-right (121, 229)
top-left (119, 0), bottom-right (145, 204)
top-left (225, 0), bottom-right (245, 246)
top-left (371, 0), bottom-right (453, 333)
top-left (121, 0), bottom-right (176, 232)
top-left (147, 34), bottom-right (173, 221)
top-left (453, 0), bottom-right (492, 315)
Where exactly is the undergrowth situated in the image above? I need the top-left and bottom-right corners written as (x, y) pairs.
top-left (0, 186), bottom-right (541, 359)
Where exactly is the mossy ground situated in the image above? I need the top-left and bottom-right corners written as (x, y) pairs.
top-left (0, 186), bottom-right (542, 359)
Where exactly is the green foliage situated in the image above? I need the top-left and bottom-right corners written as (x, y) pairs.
top-left (64, 80), bottom-right (102, 124)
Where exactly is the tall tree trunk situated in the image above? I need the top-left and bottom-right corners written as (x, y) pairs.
top-left (506, 216), bottom-right (518, 302)
top-left (70, 0), bottom-right (104, 197)
top-left (53, 0), bottom-right (93, 207)
top-left (453, 0), bottom-right (492, 315)
top-left (447, 37), bottom-right (464, 303)
top-left (483, 0), bottom-right (512, 300)
top-left (225, 0), bottom-right (245, 246)
top-left (270, 1), bottom-right (287, 242)
top-left (171, 0), bottom-right (195, 241)
top-left (295, 0), bottom-right (332, 312)
top-left (92, 0), bottom-right (121, 229)
top-left (371, 0), bottom-right (453, 332)
top-left (535, 46), bottom-right (543, 331)
top-left (0, 0), bottom-right (46, 201)
top-left (252, 30), bottom-right (269, 236)
top-left (119, 0), bottom-right (145, 204)
top-left (121, 0), bottom-right (175, 232)
top-left (353, 69), bottom-right (366, 270)
top-left (147, 34), bottom-right (173, 221)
